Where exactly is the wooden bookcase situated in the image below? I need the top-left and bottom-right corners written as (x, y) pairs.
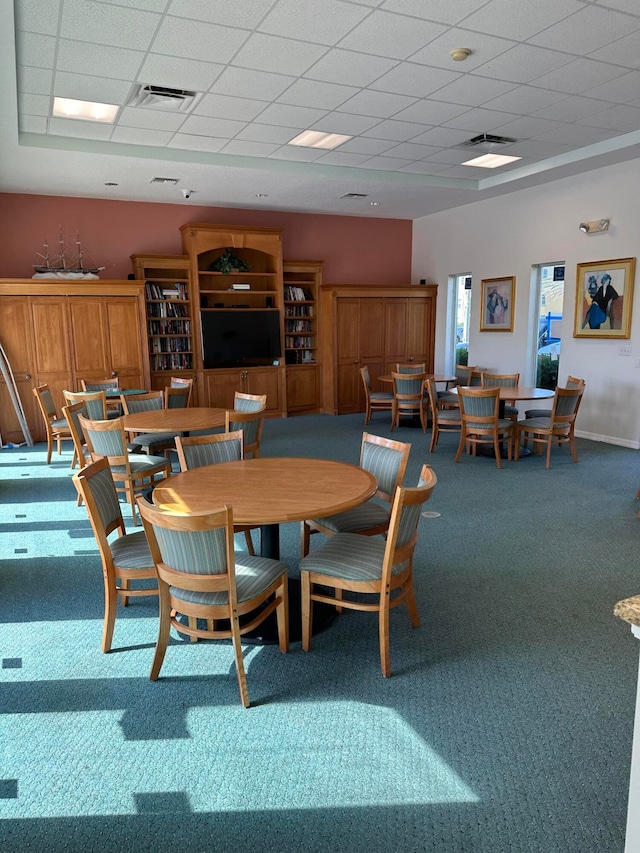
top-left (284, 260), bottom-right (323, 415)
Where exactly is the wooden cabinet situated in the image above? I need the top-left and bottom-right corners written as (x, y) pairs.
top-left (0, 281), bottom-right (150, 444)
top-left (321, 285), bottom-right (437, 415)
top-left (202, 367), bottom-right (285, 415)
top-left (284, 260), bottom-right (323, 415)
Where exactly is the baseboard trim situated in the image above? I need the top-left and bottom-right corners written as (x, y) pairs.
top-left (575, 429), bottom-right (640, 450)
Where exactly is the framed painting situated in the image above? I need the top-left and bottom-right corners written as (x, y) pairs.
top-left (574, 257), bottom-right (635, 338)
top-left (480, 276), bottom-right (514, 332)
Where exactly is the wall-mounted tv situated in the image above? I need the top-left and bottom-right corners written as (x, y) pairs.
top-left (201, 310), bottom-right (281, 369)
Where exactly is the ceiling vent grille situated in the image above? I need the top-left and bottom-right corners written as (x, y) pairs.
top-left (459, 133), bottom-right (518, 149)
top-left (127, 84), bottom-right (200, 113)
top-left (341, 192), bottom-right (368, 199)
top-left (149, 177), bottom-right (180, 185)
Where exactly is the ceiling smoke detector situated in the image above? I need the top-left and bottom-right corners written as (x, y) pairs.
top-left (127, 84), bottom-right (200, 113)
top-left (450, 47), bottom-right (472, 61)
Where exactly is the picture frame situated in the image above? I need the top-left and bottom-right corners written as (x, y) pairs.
top-left (573, 257), bottom-right (635, 339)
top-left (480, 276), bottom-right (514, 332)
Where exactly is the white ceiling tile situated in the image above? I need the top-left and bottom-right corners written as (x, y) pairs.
top-left (195, 94), bottom-right (267, 122)
top-left (498, 138), bottom-right (573, 158)
top-left (371, 63), bottom-right (461, 98)
top-left (336, 89), bottom-right (417, 118)
top-left (268, 146), bottom-right (325, 162)
top-left (257, 102), bottom-right (328, 127)
top-left (483, 85), bottom-right (567, 113)
top-left (382, 141), bottom-right (442, 159)
top-left (444, 107), bottom-right (521, 131)
top-left (311, 112), bottom-right (381, 135)
top-left (19, 114), bottom-right (48, 133)
top-left (577, 104), bottom-right (640, 131)
top-left (410, 28), bottom-right (516, 71)
top-left (491, 115), bottom-right (564, 138)
top-left (96, 0), bottom-right (168, 11)
top-left (53, 71), bottom-right (131, 104)
top-left (211, 67), bottom-right (295, 101)
top-left (356, 155), bottom-right (414, 170)
top-left (56, 39), bottom-right (145, 81)
top-left (258, 0), bottom-right (370, 45)
top-left (533, 96), bottom-right (612, 122)
top-left (582, 70), bottom-right (640, 103)
top-left (461, 0), bottom-right (585, 41)
top-left (393, 99), bottom-right (469, 125)
top-left (594, 0), bottom-right (640, 11)
top-left (588, 30), bottom-right (640, 66)
top-left (429, 74), bottom-right (517, 106)
top-left (529, 58), bottom-right (627, 95)
top-left (16, 31), bottom-right (56, 68)
top-left (399, 160), bottom-right (451, 174)
top-left (110, 126), bottom-right (174, 145)
top-left (438, 164), bottom-right (489, 177)
top-left (167, 0), bottom-right (275, 28)
top-left (361, 119), bottom-right (430, 141)
top-left (528, 5), bottom-right (640, 54)
top-left (167, 133), bottom-right (227, 152)
top-left (137, 55), bottom-right (225, 92)
top-left (117, 107), bottom-right (187, 131)
top-left (533, 124), bottom-right (617, 144)
top-left (277, 79), bottom-right (359, 110)
top-left (236, 123), bottom-right (303, 144)
top-left (335, 136), bottom-right (395, 155)
top-left (17, 66), bottom-right (53, 96)
top-left (381, 0), bottom-right (493, 26)
top-left (473, 44), bottom-right (574, 85)
top-left (419, 147), bottom-right (475, 164)
top-left (60, 0), bottom-right (161, 50)
top-left (48, 116), bottom-right (115, 139)
top-left (179, 114), bottom-right (247, 138)
top-left (231, 33), bottom-right (328, 75)
top-left (338, 10), bottom-right (447, 60)
top-left (304, 48), bottom-right (396, 87)
top-left (314, 150), bottom-right (371, 166)
top-left (15, 0), bottom-right (60, 35)
top-left (410, 126), bottom-right (474, 146)
top-left (18, 93), bottom-right (51, 116)
top-left (152, 17), bottom-right (249, 63)
top-left (220, 139), bottom-right (282, 157)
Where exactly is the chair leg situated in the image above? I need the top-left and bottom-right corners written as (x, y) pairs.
top-left (276, 577), bottom-right (289, 654)
top-left (301, 571), bottom-right (312, 651)
top-left (188, 615), bottom-right (198, 641)
top-left (379, 591), bottom-right (391, 678)
top-left (243, 529), bottom-right (255, 555)
top-left (493, 434), bottom-right (502, 469)
top-left (128, 483), bottom-right (139, 526)
top-left (101, 579), bottom-right (118, 653)
top-left (429, 423), bottom-right (438, 453)
top-left (230, 612), bottom-right (250, 708)
top-left (405, 574), bottom-right (420, 629)
top-left (120, 578), bottom-right (131, 606)
top-left (45, 430), bottom-right (54, 464)
top-left (301, 520), bottom-right (311, 558)
top-left (454, 428), bottom-right (466, 463)
top-left (149, 585), bottom-right (171, 681)
top-left (545, 437), bottom-right (553, 469)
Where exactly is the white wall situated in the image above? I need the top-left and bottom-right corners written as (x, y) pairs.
top-left (412, 158), bottom-right (640, 448)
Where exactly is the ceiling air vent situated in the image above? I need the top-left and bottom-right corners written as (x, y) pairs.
top-left (341, 192), bottom-right (368, 199)
top-left (459, 133), bottom-right (518, 149)
top-left (127, 84), bottom-right (200, 113)
top-left (149, 177), bottom-right (180, 185)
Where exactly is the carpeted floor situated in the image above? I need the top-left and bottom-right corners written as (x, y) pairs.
top-left (1, 412), bottom-right (638, 852)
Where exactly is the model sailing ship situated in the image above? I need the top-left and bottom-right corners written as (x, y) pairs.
top-left (32, 229), bottom-right (105, 279)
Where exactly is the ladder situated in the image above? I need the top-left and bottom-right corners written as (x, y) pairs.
top-left (0, 339), bottom-right (33, 447)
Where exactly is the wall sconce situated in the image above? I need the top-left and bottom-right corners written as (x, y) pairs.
top-left (579, 219), bottom-right (610, 233)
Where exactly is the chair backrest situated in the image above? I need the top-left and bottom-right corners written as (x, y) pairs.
top-left (78, 413), bottom-right (128, 465)
top-left (360, 432), bottom-right (411, 503)
top-left (225, 408), bottom-right (265, 456)
top-left (233, 391), bottom-right (267, 413)
top-left (63, 389), bottom-right (108, 420)
top-left (33, 384), bottom-right (58, 422)
top-left (381, 464), bottom-right (437, 585)
top-left (469, 371), bottom-right (484, 386)
top-left (566, 375), bottom-right (586, 391)
top-left (457, 386), bottom-right (500, 424)
top-left (175, 430), bottom-right (244, 471)
top-left (120, 391), bottom-right (164, 415)
top-left (425, 377), bottom-right (446, 423)
top-left (165, 385), bottom-right (191, 409)
top-left (72, 456), bottom-right (125, 545)
top-left (396, 363), bottom-right (426, 374)
top-left (454, 364), bottom-right (477, 385)
top-left (80, 378), bottom-right (119, 392)
top-left (550, 386), bottom-right (583, 426)
top-left (391, 372), bottom-right (426, 402)
top-left (62, 401), bottom-right (89, 464)
top-left (360, 365), bottom-right (371, 393)
top-left (170, 377), bottom-right (194, 406)
top-left (482, 372), bottom-right (519, 388)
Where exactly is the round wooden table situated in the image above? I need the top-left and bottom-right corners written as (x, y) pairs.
top-left (379, 373), bottom-right (455, 384)
top-left (122, 407), bottom-right (227, 435)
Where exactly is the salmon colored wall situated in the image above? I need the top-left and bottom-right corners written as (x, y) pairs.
top-left (0, 194), bottom-right (412, 283)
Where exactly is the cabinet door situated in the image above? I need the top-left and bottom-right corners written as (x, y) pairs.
top-left (67, 298), bottom-right (111, 385)
top-left (336, 298), bottom-right (361, 413)
top-left (202, 369), bottom-right (244, 409)
top-left (358, 298), bottom-right (384, 401)
top-left (384, 298), bottom-right (408, 372)
top-left (406, 296), bottom-right (434, 371)
top-left (104, 298), bottom-right (145, 388)
top-left (286, 364), bottom-right (320, 414)
top-left (29, 297), bottom-right (74, 415)
top-left (0, 297), bottom-right (40, 442)
top-left (246, 367), bottom-right (283, 415)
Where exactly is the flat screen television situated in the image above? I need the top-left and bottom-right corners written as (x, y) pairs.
top-left (201, 309), bottom-right (281, 368)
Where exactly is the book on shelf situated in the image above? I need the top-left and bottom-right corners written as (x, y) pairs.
top-left (284, 285), bottom-right (314, 301)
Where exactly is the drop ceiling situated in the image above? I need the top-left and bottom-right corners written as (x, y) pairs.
top-left (4, 0), bottom-right (640, 219)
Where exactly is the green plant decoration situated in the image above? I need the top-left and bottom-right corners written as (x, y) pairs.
top-left (210, 248), bottom-right (250, 275)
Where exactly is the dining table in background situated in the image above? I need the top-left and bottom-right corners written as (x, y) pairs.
top-left (122, 406), bottom-right (227, 439)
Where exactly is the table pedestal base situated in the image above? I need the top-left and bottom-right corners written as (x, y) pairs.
top-left (242, 578), bottom-right (336, 645)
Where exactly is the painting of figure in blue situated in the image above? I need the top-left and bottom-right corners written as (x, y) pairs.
top-left (581, 271), bottom-right (621, 330)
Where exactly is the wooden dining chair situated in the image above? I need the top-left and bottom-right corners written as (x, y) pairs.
top-left (136, 495), bottom-right (289, 708)
top-left (299, 464), bottom-right (437, 677)
top-left (455, 386), bottom-right (514, 469)
top-left (425, 377), bottom-right (461, 452)
top-left (80, 378), bottom-right (119, 392)
top-left (301, 432), bottom-right (411, 557)
top-left (438, 363), bottom-right (478, 408)
top-left (524, 375), bottom-right (585, 419)
top-left (390, 371), bottom-right (427, 432)
top-left (79, 413), bottom-right (171, 525)
top-left (62, 401), bottom-right (91, 500)
top-left (121, 391), bottom-right (177, 456)
top-left (515, 386), bottom-right (584, 468)
top-left (32, 384), bottom-right (74, 465)
top-left (63, 389), bottom-right (114, 420)
top-left (233, 391), bottom-right (267, 413)
top-left (482, 372), bottom-right (520, 422)
top-left (73, 457), bottom-right (158, 653)
top-left (395, 363), bottom-right (426, 373)
top-left (170, 376), bottom-right (194, 406)
top-left (174, 431), bottom-right (259, 555)
top-left (360, 366), bottom-right (394, 425)
top-left (225, 408), bottom-right (265, 458)
top-left (165, 385), bottom-right (191, 409)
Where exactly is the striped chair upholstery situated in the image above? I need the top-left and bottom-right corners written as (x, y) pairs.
top-left (81, 379), bottom-right (119, 392)
top-left (78, 413), bottom-right (171, 525)
top-left (137, 497), bottom-right (289, 708)
top-left (165, 386), bottom-right (190, 409)
top-left (425, 377), bottom-right (461, 452)
top-left (455, 386), bottom-right (514, 469)
top-left (300, 464), bottom-right (437, 677)
top-left (63, 389), bottom-right (117, 421)
top-left (515, 386), bottom-right (583, 468)
top-left (32, 384), bottom-right (73, 465)
top-left (123, 392), bottom-right (177, 454)
top-left (233, 392), bottom-right (266, 413)
top-left (301, 432), bottom-right (411, 557)
top-left (438, 363), bottom-right (478, 407)
top-left (482, 372), bottom-right (520, 422)
top-left (525, 375), bottom-right (585, 419)
top-left (226, 409), bottom-right (265, 458)
top-left (72, 457), bottom-right (157, 653)
top-left (360, 366), bottom-right (393, 426)
top-left (62, 402), bottom-right (91, 497)
top-left (391, 372), bottom-right (427, 432)
top-left (396, 363), bottom-right (426, 373)
top-left (170, 377), bottom-right (194, 407)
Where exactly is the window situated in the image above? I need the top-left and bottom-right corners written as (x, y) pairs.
top-left (533, 263), bottom-right (564, 389)
top-left (450, 273), bottom-right (472, 368)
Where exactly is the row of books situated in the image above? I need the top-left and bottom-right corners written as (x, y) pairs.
top-left (149, 336), bottom-right (192, 353)
top-left (285, 350), bottom-right (316, 365)
top-left (285, 336), bottom-right (315, 349)
top-left (284, 304), bottom-right (314, 317)
top-left (145, 282), bottom-right (188, 300)
top-left (284, 285), bottom-right (313, 301)
top-left (284, 319), bottom-right (313, 332)
top-left (150, 353), bottom-right (193, 371)
top-left (149, 319), bottom-right (191, 335)
top-left (147, 301), bottom-right (189, 318)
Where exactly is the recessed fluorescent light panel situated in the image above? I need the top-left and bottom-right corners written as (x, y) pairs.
top-left (53, 97), bottom-right (119, 123)
top-left (461, 153), bottom-right (522, 168)
top-left (288, 130), bottom-right (352, 150)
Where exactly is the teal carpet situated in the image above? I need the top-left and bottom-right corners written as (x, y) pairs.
top-left (1, 413), bottom-right (638, 852)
